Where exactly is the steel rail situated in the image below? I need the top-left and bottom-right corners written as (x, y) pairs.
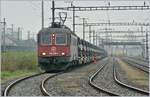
top-left (40, 72), bottom-right (64, 96)
top-left (123, 59), bottom-right (149, 73)
top-left (40, 62), bottom-right (76, 96)
top-left (127, 58), bottom-right (149, 68)
top-left (4, 72), bottom-right (45, 96)
top-left (113, 61), bottom-right (149, 95)
top-left (127, 57), bottom-right (149, 63)
top-left (89, 63), bottom-right (120, 96)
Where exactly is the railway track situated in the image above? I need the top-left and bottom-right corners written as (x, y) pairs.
top-left (128, 56), bottom-right (149, 63)
top-left (89, 58), bottom-right (149, 96)
top-left (3, 58), bottom-right (149, 96)
top-left (89, 62), bottom-right (120, 96)
top-left (114, 61), bottom-right (149, 95)
top-left (3, 72), bottom-right (46, 96)
top-left (3, 63), bottom-right (74, 96)
top-left (40, 72), bottom-right (64, 96)
top-left (40, 64), bottom-right (73, 96)
top-left (123, 58), bottom-right (149, 73)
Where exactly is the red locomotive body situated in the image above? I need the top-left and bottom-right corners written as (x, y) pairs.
top-left (37, 24), bottom-right (107, 72)
top-left (37, 26), bottom-right (79, 71)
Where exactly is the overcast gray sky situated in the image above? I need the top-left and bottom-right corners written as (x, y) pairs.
top-left (1, 0), bottom-right (150, 40)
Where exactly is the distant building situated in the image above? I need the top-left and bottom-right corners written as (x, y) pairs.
top-left (1, 26), bottom-right (36, 52)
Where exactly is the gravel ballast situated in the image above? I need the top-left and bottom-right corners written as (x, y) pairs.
top-left (44, 57), bottom-right (109, 96)
top-left (93, 57), bottom-right (148, 96)
top-left (4, 73), bottom-right (52, 96)
top-left (116, 58), bottom-right (149, 91)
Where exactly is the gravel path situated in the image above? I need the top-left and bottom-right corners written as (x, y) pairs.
top-left (44, 57), bottom-right (110, 96)
top-left (93, 58), bottom-right (147, 96)
top-left (4, 73), bottom-right (52, 96)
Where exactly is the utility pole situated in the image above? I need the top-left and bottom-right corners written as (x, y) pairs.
top-left (146, 30), bottom-right (149, 59)
top-left (3, 18), bottom-right (6, 52)
top-left (28, 31), bottom-right (30, 40)
top-left (93, 30), bottom-right (95, 45)
top-left (17, 27), bottom-right (20, 40)
top-left (0, 0), bottom-right (1, 22)
top-left (101, 38), bottom-right (103, 48)
top-left (89, 25), bottom-right (91, 43)
top-left (80, 18), bottom-right (87, 40)
top-left (83, 18), bottom-right (85, 40)
top-left (71, 4), bottom-right (75, 33)
top-left (20, 28), bottom-right (22, 40)
top-left (123, 45), bottom-right (125, 56)
top-left (98, 36), bottom-right (101, 46)
top-left (52, 0), bottom-right (55, 27)
top-left (77, 17), bottom-right (88, 40)
top-left (11, 24), bottom-right (14, 33)
top-left (96, 31), bottom-right (98, 46)
top-left (141, 26), bottom-right (145, 58)
top-left (125, 46), bottom-right (127, 56)
top-left (41, 0), bottom-right (44, 29)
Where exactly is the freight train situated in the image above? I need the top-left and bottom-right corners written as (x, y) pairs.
top-left (37, 23), bottom-right (107, 71)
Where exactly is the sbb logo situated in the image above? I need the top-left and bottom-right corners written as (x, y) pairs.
top-left (51, 46), bottom-right (56, 53)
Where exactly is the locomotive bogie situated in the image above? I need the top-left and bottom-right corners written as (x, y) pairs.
top-left (38, 57), bottom-right (70, 71)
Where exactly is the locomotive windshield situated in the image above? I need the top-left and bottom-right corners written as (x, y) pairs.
top-left (56, 34), bottom-right (66, 45)
top-left (41, 34), bottom-right (51, 45)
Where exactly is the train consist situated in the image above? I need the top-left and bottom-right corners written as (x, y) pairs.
top-left (37, 23), bottom-right (107, 71)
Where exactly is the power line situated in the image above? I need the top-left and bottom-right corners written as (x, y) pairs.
top-left (0, 0), bottom-right (1, 22)
top-left (41, 0), bottom-right (44, 29)
top-left (55, 5), bottom-right (150, 11)
top-left (75, 22), bottom-right (150, 26)
top-left (1, 0), bottom-right (150, 1)
top-left (28, 1), bottom-right (40, 10)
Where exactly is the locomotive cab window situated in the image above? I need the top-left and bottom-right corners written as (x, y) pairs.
top-left (56, 34), bottom-right (66, 45)
top-left (41, 34), bottom-right (51, 45)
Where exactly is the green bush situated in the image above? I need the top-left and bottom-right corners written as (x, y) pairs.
top-left (1, 51), bottom-right (38, 72)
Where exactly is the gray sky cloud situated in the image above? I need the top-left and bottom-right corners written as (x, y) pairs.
top-left (1, 0), bottom-right (150, 40)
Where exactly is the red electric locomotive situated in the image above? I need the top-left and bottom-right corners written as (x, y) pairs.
top-left (38, 24), bottom-right (78, 71)
top-left (37, 23), bottom-right (107, 71)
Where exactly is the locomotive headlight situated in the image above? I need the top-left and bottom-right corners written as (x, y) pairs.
top-left (42, 52), bottom-right (46, 55)
top-left (61, 52), bottom-right (65, 55)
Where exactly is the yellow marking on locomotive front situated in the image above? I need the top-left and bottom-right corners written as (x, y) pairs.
top-left (117, 59), bottom-right (149, 87)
